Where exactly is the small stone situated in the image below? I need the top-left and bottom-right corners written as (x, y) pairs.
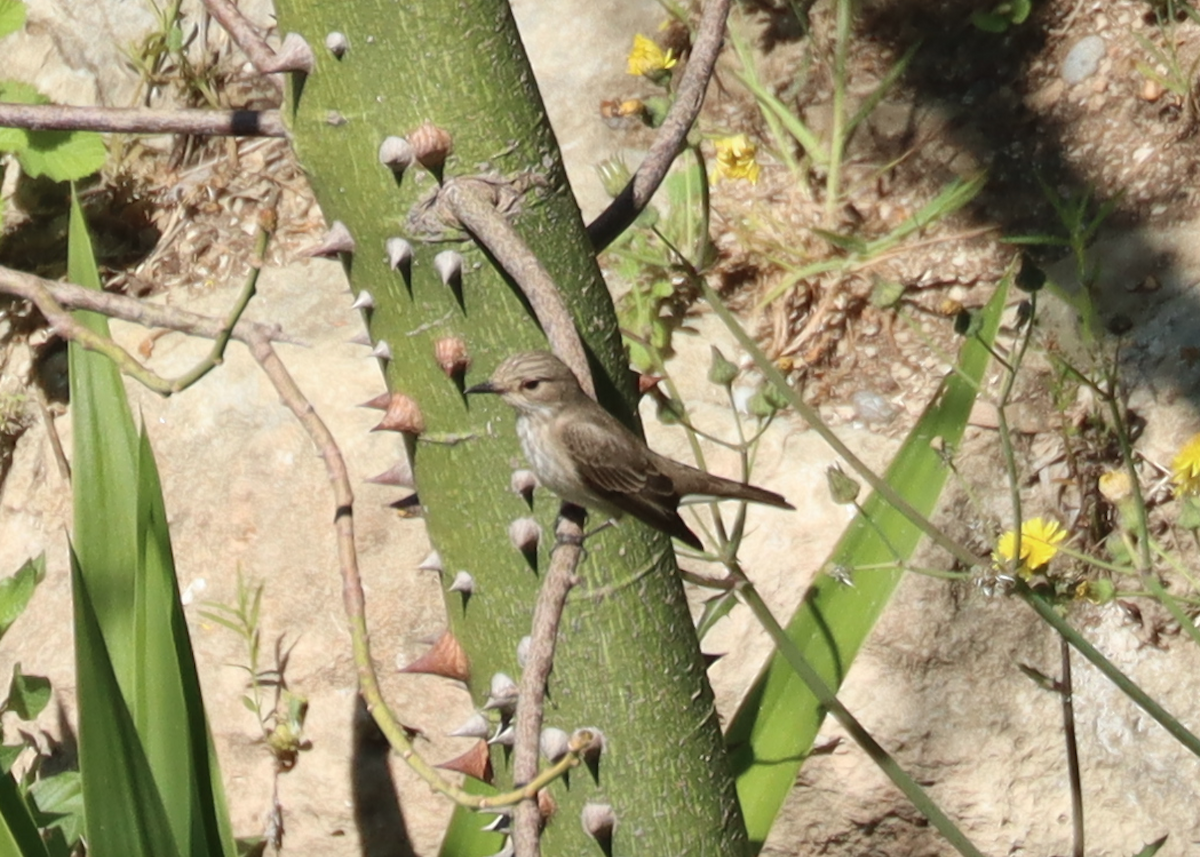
top-left (1062, 36), bottom-right (1106, 85)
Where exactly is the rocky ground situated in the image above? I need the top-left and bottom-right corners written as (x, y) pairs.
top-left (2, 1), bottom-right (1200, 856)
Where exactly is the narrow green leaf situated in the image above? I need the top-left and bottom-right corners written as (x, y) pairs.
top-left (133, 427), bottom-right (237, 856)
top-left (1132, 834), bottom-right (1169, 857)
top-left (5, 666), bottom-right (50, 720)
top-left (727, 278), bottom-right (1008, 849)
top-left (0, 768), bottom-right (49, 857)
top-left (72, 546), bottom-right (182, 857)
top-left (0, 555), bottom-right (45, 641)
top-left (68, 189), bottom-right (235, 857)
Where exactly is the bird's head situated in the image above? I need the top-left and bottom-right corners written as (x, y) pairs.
top-left (466, 350), bottom-right (586, 415)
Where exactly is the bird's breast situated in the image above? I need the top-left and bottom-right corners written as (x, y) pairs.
top-left (515, 414), bottom-right (593, 508)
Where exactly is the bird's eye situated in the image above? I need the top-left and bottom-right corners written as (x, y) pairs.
top-left (521, 379), bottom-right (541, 391)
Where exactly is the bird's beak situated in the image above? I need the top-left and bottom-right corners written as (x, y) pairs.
top-left (464, 380), bottom-right (498, 395)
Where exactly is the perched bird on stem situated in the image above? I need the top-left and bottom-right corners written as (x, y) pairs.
top-left (466, 350), bottom-right (793, 549)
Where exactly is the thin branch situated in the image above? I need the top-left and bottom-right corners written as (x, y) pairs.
top-left (1060, 634), bottom-right (1084, 857)
top-left (244, 328), bottom-right (587, 811)
top-left (200, 0), bottom-right (313, 76)
top-left (586, 0), bottom-right (732, 251)
top-left (511, 511), bottom-right (584, 857)
top-left (441, 180), bottom-right (598, 856)
top-left (0, 103), bottom-right (286, 138)
top-left (443, 178), bottom-right (595, 400)
top-left (0, 267), bottom-right (298, 347)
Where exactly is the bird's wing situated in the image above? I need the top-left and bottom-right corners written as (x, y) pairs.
top-left (560, 416), bottom-right (702, 549)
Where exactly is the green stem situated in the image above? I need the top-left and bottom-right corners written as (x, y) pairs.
top-left (1019, 583), bottom-right (1200, 759)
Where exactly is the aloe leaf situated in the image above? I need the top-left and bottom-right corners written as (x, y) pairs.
top-left (72, 546), bottom-right (182, 857)
top-left (67, 189), bottom-right (234, 856)
top-left (726, 278), bottom-right (1008, 848)
top-left (0, 767), bottom-right (49, 857)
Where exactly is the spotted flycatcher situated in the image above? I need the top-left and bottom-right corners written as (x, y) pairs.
top-left (466, 350), bottom-right (794, 549)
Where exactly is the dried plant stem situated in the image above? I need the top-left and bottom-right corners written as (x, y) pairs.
top-left (200, 0), bottom-right (313, 77)
top-left (511, 512), bottom-right (583, 857)
top-left (442, 179), bottom-right (593, 400)
top-left (0, 103), bottom-right (285, 138)
top-left (443, 178), bottom-right (598, 855)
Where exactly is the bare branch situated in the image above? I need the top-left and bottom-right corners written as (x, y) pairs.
top-left (0, 103), bottom-right (285, 138)
top-left (201, 0), bottom-right (313, 76)
top-left (511, 512), bottom-right (584, 857)
top-left (443, 178), bottom-right (595, 400)
top-left (586, 0), bottom-right (732, 251)
top-left (0, 267), bottom-right (297, 346)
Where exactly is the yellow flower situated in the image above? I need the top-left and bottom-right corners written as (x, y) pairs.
top-left (993, 517), bottom-right (1066, 577)
top-left (1172, 432), bottom-right (1200, 495)
top-left (627, 34), bottom-right (677, 78)
top-left (712, 134), bottom-right (761, 184)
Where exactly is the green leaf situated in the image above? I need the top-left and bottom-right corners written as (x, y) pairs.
top-left (0, 745), bottom-right (22, 774)
top-left (812, 227), bottom-right (868, 255)
top-left (27, 770), bottom-right (84, 847)
top-left (18, 130), bottom-right (106, 181)
top-left (72, 547), bottom-right (183, 857)
top-left (0, 0), bottom-right (24, 40)
top-left (5, 666), bottom-right (50, 720)
top-left (726, 275), bottom-right (1009, 848)
top-left (0, 80), bottom-right (44, 154)
top-left (0, 767), bottom-right (50, 857)
top-left (1010, 0), bottom-right (1032, 24)
top-left (0, 80), bottom-right (46, 105)
top-left (970, 10), bottom-right (1009, 32)
top-left (1132, 834), bottom-right (1169, 857)
top-left (0, 555), bottom-right (45, 641)
top-left (695, 590), bottom-right (738, 641)
top-left (67, 188), bottom-right (235, 857)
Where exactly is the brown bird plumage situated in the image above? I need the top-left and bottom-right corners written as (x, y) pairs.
top-left (466, 350), bottom-right (793, 549)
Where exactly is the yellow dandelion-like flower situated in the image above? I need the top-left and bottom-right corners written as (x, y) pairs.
top-left (626, 34), bottom-right (677, 78)
top-left (712, 134), bottom-right (761, 184)
top-left (993, 517), bottom-right (1066, 577)
top-left (1172, 432), bottom-right (1200, 495)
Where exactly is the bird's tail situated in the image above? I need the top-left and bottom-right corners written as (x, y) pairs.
top-left (668, 460), bottom-right (795, 510)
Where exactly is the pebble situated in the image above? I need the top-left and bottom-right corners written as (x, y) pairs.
top-left (1062, 36), bottom-right (1106, 84)
top-left (852, 390), bottom-right (898, 425)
